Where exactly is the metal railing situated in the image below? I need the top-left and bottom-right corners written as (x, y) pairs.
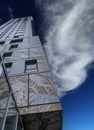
top-left (0, 55), bottom-right (24, 130)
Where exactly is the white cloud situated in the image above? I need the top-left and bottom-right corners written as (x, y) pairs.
top-left (36, 0), bottom-right (94, 97)
top-left (8, 6), bottom-right (14, 19)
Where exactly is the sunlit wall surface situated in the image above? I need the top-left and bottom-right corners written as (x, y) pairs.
top-left (0, 17), bottom-right (62, 130)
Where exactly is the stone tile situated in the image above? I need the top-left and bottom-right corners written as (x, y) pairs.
top-left (9, 75), bottom-right (28, 107)
top-left (0, 77), bottom-right (9, 109)
top-left (19, 103), bottom-right (62, 114)
top-left (22, 110), bottom-right (62, 130)
top-left (29, 73), bottom-right (59, 106)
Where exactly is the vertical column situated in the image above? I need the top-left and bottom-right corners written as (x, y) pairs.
top-left (0, 19), bottom-right (13, 33)
top-left (2, 20), bottom-right (18, 40)
top-left (23, 18), bottom-right (30, 43)
top-left (1, 19), bottom-right (23, 55)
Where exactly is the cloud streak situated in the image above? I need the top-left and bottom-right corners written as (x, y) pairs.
top-left (36, 0), bottom-right (94, 96)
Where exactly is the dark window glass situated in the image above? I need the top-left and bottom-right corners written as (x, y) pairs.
top-left (10, 38), bottom-right (23, 44)
top-left (14, 35), bottom-right (19, 38)
top-left (25, 59), bottom-right (37, 73)
top-left (3, 52), bottom-right (12, 59)
top-left (0, 41), bottom-right (5, 45)
top-left (5, 63), bottom-right (12, 73)
top-left (9, 44), bottom-right (18, 50)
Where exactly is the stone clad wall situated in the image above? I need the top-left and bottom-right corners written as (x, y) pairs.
top-left (22, 110), bottom-right (62, 130)
top-left (0, 17), bottom-right (62, 130)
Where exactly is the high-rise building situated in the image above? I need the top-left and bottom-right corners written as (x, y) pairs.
top-left (0, 17), bottom-right (62, 130)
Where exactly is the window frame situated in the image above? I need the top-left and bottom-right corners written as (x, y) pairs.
top-left (10, 38), bottom-right (23, 44)
top-left (25, 59), bottom-right (38, 73)
top-left (0, 41), bottom-right (5, 45)
top-left (9, 44), bottom-right (18, 50)
top-left (5, 62), bottom-right (12, 73)
top-left (3, 52), bottom-right (12, 59)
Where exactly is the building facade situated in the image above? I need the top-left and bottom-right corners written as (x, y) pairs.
top-left (0, 17), bottom-right (62, 130)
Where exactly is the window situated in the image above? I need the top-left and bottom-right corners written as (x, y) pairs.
top-left (3, 52), bottom-right (12, 59)
top-left (17, 29), bottom-right (24, 32)
top-left (0, 41), bottom-right (5, 45)
top-left (15, 33), bottom-right (24, 36)
top-left (15, 34), bottom-right (24, 37)
top-left (5, 62), bottom-right (12, 73)
top-left (10, 38), bottom-right (23, 44)
top-left (14, 35), bottom-right (19, 38)
top-left (25, 59), bottom-right (37, 73)
top-left (9, 44), bottom-right (18, 50)
top-left (31, 20), bottom-right (36, 36)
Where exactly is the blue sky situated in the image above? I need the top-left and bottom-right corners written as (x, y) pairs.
top-left (0, 0), bottom-right (94, 130)
top-left (61, 67), bottom-right (94, 130)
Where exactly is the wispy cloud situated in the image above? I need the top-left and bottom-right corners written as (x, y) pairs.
top-left (0, 4), bottom-right (13, 25)
top-left (36, 0), bottom-right (94, 96)
top-left (8, 6), bottom-right (14, 19)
